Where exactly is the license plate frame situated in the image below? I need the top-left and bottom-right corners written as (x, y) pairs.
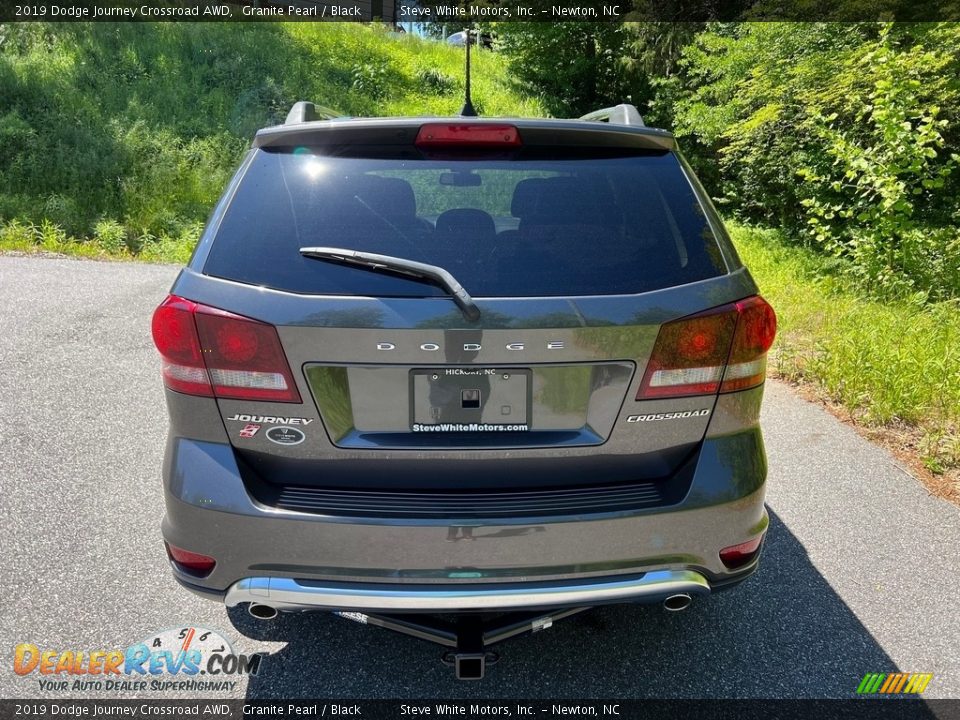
top-left (409, 367), bottom-right (532, 431)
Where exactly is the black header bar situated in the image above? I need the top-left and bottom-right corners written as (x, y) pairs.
top-left (0, 700), bottom-right (957, 720)
top-left (1, 0), bottom-right (958, 22)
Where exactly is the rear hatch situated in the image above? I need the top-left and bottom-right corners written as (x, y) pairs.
top-left (166, 119), bottom-right (761, 493)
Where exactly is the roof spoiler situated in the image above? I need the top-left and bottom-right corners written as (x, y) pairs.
top-left (284, 101), bottom-right (344, 125)
top-left (579, 104), bottom-right (645, 127)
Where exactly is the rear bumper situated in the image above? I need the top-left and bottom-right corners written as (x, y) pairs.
top-left (161, 427), bottom-right (768, 606)
top-left (222, 569), bottom-right (714, 613)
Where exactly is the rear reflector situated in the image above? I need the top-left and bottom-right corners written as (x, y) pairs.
top-left (720, 534), bottom-right (765, 569)
top-left (637, 295), bottom-right (776, 399)
top-left (415, 123), bottom-right (521, 148)
top-left (164, 542), bottom-right (216, 576)
top-left (151, 295), bottom-right (301, 403)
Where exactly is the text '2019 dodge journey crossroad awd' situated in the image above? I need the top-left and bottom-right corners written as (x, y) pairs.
top-left (152, 102), bottom-right (776, 676)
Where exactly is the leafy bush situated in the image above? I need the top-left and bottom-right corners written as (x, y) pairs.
top-left (40, 194), bottom-right (82, 235)
top-left (795, 27), bottom-right (959, 299)
top-left (351, 61), bottom-right (389, 101)
top-left (416, 67), bottom-right (457, 96)
top-left (93, 219), bottom-right (128, 254)
top-left (0, 219), bottom-right (39, 247)
top-left (493, 23), bottom-right (637, 117)
top-left (669, 23), bottom-right (960, 300)
top-left (37, 219), bottom-right (68, 251)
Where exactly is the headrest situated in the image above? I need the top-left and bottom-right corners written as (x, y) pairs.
top-left (349, 174), bottom-right (417, 219)
top-left (532, 176), bottom-right (622, 225)
top-left (510, 178), bottom-right (548, 218)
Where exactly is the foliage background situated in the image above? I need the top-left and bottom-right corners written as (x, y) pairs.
top-left (0, 21), bottom-right (541, 257)
top-left (494, 21), bottom-right (960, 301)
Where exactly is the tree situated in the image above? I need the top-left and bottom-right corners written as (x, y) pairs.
top-left (493, 23), bottom-right (634, 117)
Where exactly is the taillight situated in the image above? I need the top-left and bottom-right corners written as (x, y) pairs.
top-left (636, 295), bottom-right (776, 399)
top-left (151, 296), bottom-right (211, 397)
top-left (720, 534), bottom-right (765, 569)
top-left (194, 306), bottom-right (301, 402)
top-left (720, 296), bottom-right (777, 393)
top-left (151, 295), bottom-right (301, 403)
top-left (165, 542), bottom-right (216, 577)
top-left (415, 123), bottom-right (521, 149)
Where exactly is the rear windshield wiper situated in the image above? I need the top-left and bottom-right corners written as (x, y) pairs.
top-left (299, 247), bottom-right (481, 322)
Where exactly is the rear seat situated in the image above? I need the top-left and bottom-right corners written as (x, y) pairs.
top-left (497, 176), bottom-right (630, 280)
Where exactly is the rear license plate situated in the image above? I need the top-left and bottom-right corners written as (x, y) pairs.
top-left (410, 368), bottom-right (531, 431)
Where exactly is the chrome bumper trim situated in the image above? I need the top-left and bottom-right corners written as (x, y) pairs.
top-left (223, 570), bottom-right (711, 613)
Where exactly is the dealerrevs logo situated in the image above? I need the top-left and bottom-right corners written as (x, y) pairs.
top-left (13, 627), bottom-right (262, 693)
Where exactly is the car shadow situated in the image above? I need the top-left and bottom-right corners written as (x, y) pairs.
top-left (230, 510), bottom-right (902, 698)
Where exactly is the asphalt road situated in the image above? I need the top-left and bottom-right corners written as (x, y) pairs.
top-left (1, 255), bottom-right (958, 700)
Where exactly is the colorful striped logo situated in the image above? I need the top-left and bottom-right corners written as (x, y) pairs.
top-left (857, 673), bottom-right (933, 694)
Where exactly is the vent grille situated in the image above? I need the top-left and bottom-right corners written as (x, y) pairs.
top-left (270, 481), bottom-right (667, 519)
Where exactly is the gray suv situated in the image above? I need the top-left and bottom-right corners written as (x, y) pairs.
top-left (152, 102), bottom-right (775, 675)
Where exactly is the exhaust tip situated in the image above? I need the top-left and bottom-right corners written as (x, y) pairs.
top-left (663, 593), bottom-right (692, 612)
top-left (248, 603), bottom-right (278, 620)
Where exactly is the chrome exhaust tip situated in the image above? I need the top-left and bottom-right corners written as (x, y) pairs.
top-left (248, 603), bottom-right (278, 620)
top-left (663, 593), bottom-right (692, 612)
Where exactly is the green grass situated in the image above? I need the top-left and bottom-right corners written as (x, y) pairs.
top-left (0, 217), bottom-right (197, 264)
top-left (0, 22), bottom-right (541, 257)
top-left (731, 223), bottom-right (960, 473)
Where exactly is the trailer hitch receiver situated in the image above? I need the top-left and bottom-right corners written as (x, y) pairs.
top-left (334, 607), bottom-right (589, 680)
top-left (457, 654), bottom-right (484, 681)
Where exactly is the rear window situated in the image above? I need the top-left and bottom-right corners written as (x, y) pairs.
top-left (203, 148), bottom-right (727, 297)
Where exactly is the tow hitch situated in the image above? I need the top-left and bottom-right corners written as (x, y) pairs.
top-left (333, 607), bottom-right (590, 680)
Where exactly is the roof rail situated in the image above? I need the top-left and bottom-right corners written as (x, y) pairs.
top-left (579, 104), bottom-right (645, 127)
top-left (284, 101), bottom-right (343, 125)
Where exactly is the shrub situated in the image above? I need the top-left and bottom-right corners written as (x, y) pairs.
top-left (0, 218), bottom-right (39, 246)
top-left (795, 27), bottom-right (959, 299)
top-left (415, 67), bottom-right (457, 96)
top-left (37, 219), bottom-right (68, 251)
top-left (670, 22), bottom-right (960, 301)
top-left (351, 61), bottom-right (389, 101)
top-left (93, 219), bottom-right (128, 254)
